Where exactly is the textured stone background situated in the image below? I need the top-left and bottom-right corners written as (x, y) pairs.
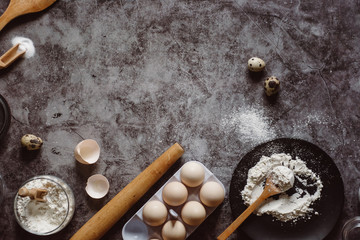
top-left (0, 0), bottom-right (359, 239)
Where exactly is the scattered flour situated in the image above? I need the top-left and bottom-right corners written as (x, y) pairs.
top-left (220, 107), bottom-right (275, 143)
top-left (241, 153), bottom-right (323, 222)
top-left (15, 178), bottom-right (69, 233)
top-left (11, 36), bottom-right (35, 58)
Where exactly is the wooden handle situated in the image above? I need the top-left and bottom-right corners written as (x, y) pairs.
top-left (70, 143), bottom-right (185, 240)
top-left (0, 0), bottom-right (57, 32)
top-left (0, 8), bottom-right (15, 32)
top-left (217, 194), bottom-right (267, 240)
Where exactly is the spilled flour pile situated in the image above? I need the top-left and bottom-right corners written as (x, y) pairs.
top-left (220, 107), bottom-right (275, 144)
top-left (242, 153), bottom-right (323, 222)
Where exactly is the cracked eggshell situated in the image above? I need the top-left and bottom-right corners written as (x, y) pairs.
top-left (21, 134), bottom-right (43, 150)
top-left (248, 57), bottom-right (266, 72)
top-left (85, 174), bottom-right (109, 199)
top-left (74, 139), bottom-right (100, 164)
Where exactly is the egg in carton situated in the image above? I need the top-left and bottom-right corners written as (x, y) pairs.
top-left (122, 161), bottom-right (225, 240)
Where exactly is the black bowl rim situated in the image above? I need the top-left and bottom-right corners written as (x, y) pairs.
top-left (0, 94), bottom-right (11, 140)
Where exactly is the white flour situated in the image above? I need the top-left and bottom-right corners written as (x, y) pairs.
top-left (220, 107), bottom-right (275, 144)
top-left (15, 179), bottom-right (68, 233)
top-left (11, 36), bottom-right (35, 58)
top-left (242, 153), bottom-right (323, 222)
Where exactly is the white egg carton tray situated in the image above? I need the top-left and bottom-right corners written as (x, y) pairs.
top-left (122, 161), bottom-right (225, 240)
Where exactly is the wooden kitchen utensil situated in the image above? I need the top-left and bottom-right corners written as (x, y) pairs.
top-left (0, 0), bottom-right (57, 32)
top-left (0, 43), bottom-right (26, 69)
top-left (70, 143), bottom-right (185, 240)
top-left (18, 187), bottom-right (48, 202)
top-left (217, 177), bottom-right (283, 240)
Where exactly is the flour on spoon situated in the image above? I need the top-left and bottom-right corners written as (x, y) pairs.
top-left (11, 36), bottom-right (35, 58)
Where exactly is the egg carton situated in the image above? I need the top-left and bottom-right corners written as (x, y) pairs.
top-left (122, 161), bottom-right (225, 240)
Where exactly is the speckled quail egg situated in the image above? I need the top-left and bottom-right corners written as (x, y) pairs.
top-left (248, 57), bottom-right (266, 72)
top-left (21, 134), bottom-right (43, 150)
top-left (264, 76), bottom-right (280, 96)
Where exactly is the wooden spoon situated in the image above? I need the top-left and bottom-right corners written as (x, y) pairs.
top-left (0, 43), bottom-right (26, 69)
top-left (0, 0), bottom-right (57, 32)
top-left (18, 187), bottom-right (48, 202)
top-left (217, 177), bottom-right (283, 240)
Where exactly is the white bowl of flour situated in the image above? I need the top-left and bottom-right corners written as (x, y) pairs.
top-left (14, 175), bottom-right (75, 235)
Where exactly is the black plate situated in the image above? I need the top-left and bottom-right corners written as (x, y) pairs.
top-left (0, 94), bottom-right (10, 140)
top-left (229, 138), bottom-right (344, 240)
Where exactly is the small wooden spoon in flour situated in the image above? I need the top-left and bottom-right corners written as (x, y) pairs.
top-left (0, 44), bottom-right (26, 69)
top-left (18, 187), bottom-right (48, 202)
top-left (217, 176), bottom-right (288, 240)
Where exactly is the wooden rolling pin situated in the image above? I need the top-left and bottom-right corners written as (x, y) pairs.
top-left (70, 143), bottom-right (184, 240)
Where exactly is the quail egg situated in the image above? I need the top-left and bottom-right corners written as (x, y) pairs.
top-left (248, 57), bottom-right (266, 72)
top-left (21, 134), bottom-right (43, 150)
top-left (264, 76), bottom-right (280, 96)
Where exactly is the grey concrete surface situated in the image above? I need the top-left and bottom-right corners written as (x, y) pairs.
top-left (0, 0), bottom-right (359, 239)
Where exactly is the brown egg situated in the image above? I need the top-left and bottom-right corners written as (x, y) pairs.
top-left (162, 220), bottom-right (186, 240)
top-left (162, 182), bottom-right (188, 206)
top-left (142, 200), bottom-right (168, 226)
top-left (181, 201), bottom-right (206, 226)
top-left (180, 161), bottom-right (205, 187)
top-left (199, 181), bottom-right (225, 207)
